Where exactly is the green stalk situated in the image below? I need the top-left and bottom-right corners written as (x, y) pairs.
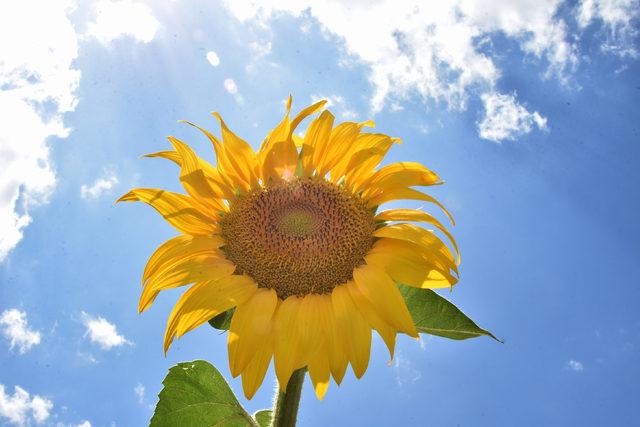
top-left (271, 368), bottom-right (306, 427)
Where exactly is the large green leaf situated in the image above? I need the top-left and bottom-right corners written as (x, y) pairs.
top-left (150, 360), bottom-right (257, 427)
top-left (399, 285), bottom-right (500, 341)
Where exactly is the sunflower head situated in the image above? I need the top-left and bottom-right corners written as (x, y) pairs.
top-left (118, 96), bottom-right (459, 400)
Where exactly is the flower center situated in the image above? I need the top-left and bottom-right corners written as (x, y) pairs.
top-left (220, 177), bottom-right (376, 299)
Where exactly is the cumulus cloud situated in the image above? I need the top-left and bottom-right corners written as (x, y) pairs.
top-left (478, 92), bottom-right (548, 142)
top-left (567, 359), bottom-right (585, 372)
top-left (577, 0), bottom-right (640, 58)
top-left (206, 51), bottom-right (221, 67)
top-left (86, 0), bottom-right (160, 44)
top-left (80, 170), bottom-right (119, 200)
top-left (0, 309), bottom-right (41, 354)
top-left (80, 312), bottom-right (131, 350)
top-left (0, 0), bottom-right (80, 261)
top-left (221, 0), bottom-right (577, 135)
top-left (0, 384), bottom-right (53, 426)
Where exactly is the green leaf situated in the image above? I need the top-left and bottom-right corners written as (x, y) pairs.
top-left (208, 308), bottom-right (235, 331)
top-left (150, 360), bottom-right (257, 427)
top-left (399, 285), bottom-right (500, 342)
top-left (253, 410), bottom-right (273, 427)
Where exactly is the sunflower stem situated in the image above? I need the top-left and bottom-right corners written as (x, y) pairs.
top-left (272, 368), bottom-right (306, 427)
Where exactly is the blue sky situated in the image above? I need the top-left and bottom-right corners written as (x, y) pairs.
top-left (1, 0), bottom-right (639, 426)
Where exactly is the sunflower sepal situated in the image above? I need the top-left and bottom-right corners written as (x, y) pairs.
top-left (208, 308), bottom-right (235, 330)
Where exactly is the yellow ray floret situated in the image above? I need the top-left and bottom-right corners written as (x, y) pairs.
top-left (118, 96), bottom-right (458, 400)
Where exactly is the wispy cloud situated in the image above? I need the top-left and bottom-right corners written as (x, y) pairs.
top-left (576, 0), bottom-right (640, 58)
top-left (311, 94), bottom-right (358, 119)
top-left (0, 309), bottom-right (41, 354)
top-left (222, 0), bottom-right (578, 141)
top-left (86, 0), bottom-right (160, 44)
top-left (566, 359), bottom-right (585, 372)
top-left (134, 383), bottom-right (145, 405)
top-left (0, 384), bottom-right (53, 427)
top-left (393, 352), bottom-right (422, 387)
top-left (80, 312), bottom-right (131, 351)
top-left (80, 170), bottom-right (119, 200)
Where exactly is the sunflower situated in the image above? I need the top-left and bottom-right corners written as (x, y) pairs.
top-left (118, 97), bottom-right (459, 400)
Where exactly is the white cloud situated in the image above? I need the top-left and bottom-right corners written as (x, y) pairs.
top-left (222, 0), bottom-right (578, 136)
top-left (55, 421), bottom-right (92, 427)
top-left (0, 0), bottom-right (160, 261)
top-left (206, 51), bottom-right (221, 67)
top-left (311, 94), bottom-right (358, 119)
top-left (134, 383), bottom-right (145, 405)
top-left (86, 0), bottom-right (160, 44)
top-left (0, 309), bottom-right (41, 354)
top-left (478, 92), bottom-right (548, 142)
top-left (0, 384), bottom-right (52, 426)
top-left (80, 312), bottom-right (131, 350)
top-left (567, 359), bottom-right (585, 372)
top-left (393, 352), bottom-right (422, 386)
top-left (0, 0), bottom-right (80, 261)
top-left (80, 170), bottom-right (119, 200)
top-left (577, 0), bottom-right (640, 58)
top-left (223, 78), bottom-right (239, 94)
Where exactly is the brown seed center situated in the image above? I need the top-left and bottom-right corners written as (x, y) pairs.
top-left (219, 177), bottom-right (375, 299)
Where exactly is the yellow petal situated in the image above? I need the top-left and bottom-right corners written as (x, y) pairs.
top-left (344, 135), bottom-right (395, 190)
top-left (143, 150), bottom-right (181, 165)
top-left (143, 149), bottom-right (235, 201)
top-left (321, 121), bottom-right (366, 179)
top-left (117, 189), bottom-right (216, 235)
top-left (241, 334), bottom-right (273, 400)
top-left (317, 295), bottom-right (348, 385)
top-left (293, 294), bottom-right (330, 399)
top-left (300, 110), bottom-right (334, 177)
top-left (288, 99), bottom-right (327, 137)
top-left (228, 288), bottom-right (278, 377)
top-left (361, 162), bottom-right (442, 200)
top-left (307, 348), bottom-right (330, 400)
top-left (331, 284), bottom-right (371, 378)
top-left (367, 187), bottom-right (455, 225)
top-left (163, 275), bottom-right (257, 353)
top-left (168, 136), bottom-right (227, 212)
top-left (368, 235), bottom-right (457, 277)
top-left (352, 264), bottom-right (418, 338)
top-left (212, 112), bottom-right (259, 189)
top-left (261, 139), bottom-right (299, 182)
top-left (258, 96), bottom-right (293, 180)
top-left (140, 253), bottom-right (235, 313)
top-left (375, 208), bottom-right (459, 262)
top-left (273, 296), bottom-right (303, 389)
top-left (143, 234), bottom-right (225, 284)
top-left (373, 223), bottom-right (458, 270)
top-left (346, 281), bottom-right (397, 360)
top-left (180, 120), bottom-right (249, 192)
top-left (365, 251), bottom-right (454, 289)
